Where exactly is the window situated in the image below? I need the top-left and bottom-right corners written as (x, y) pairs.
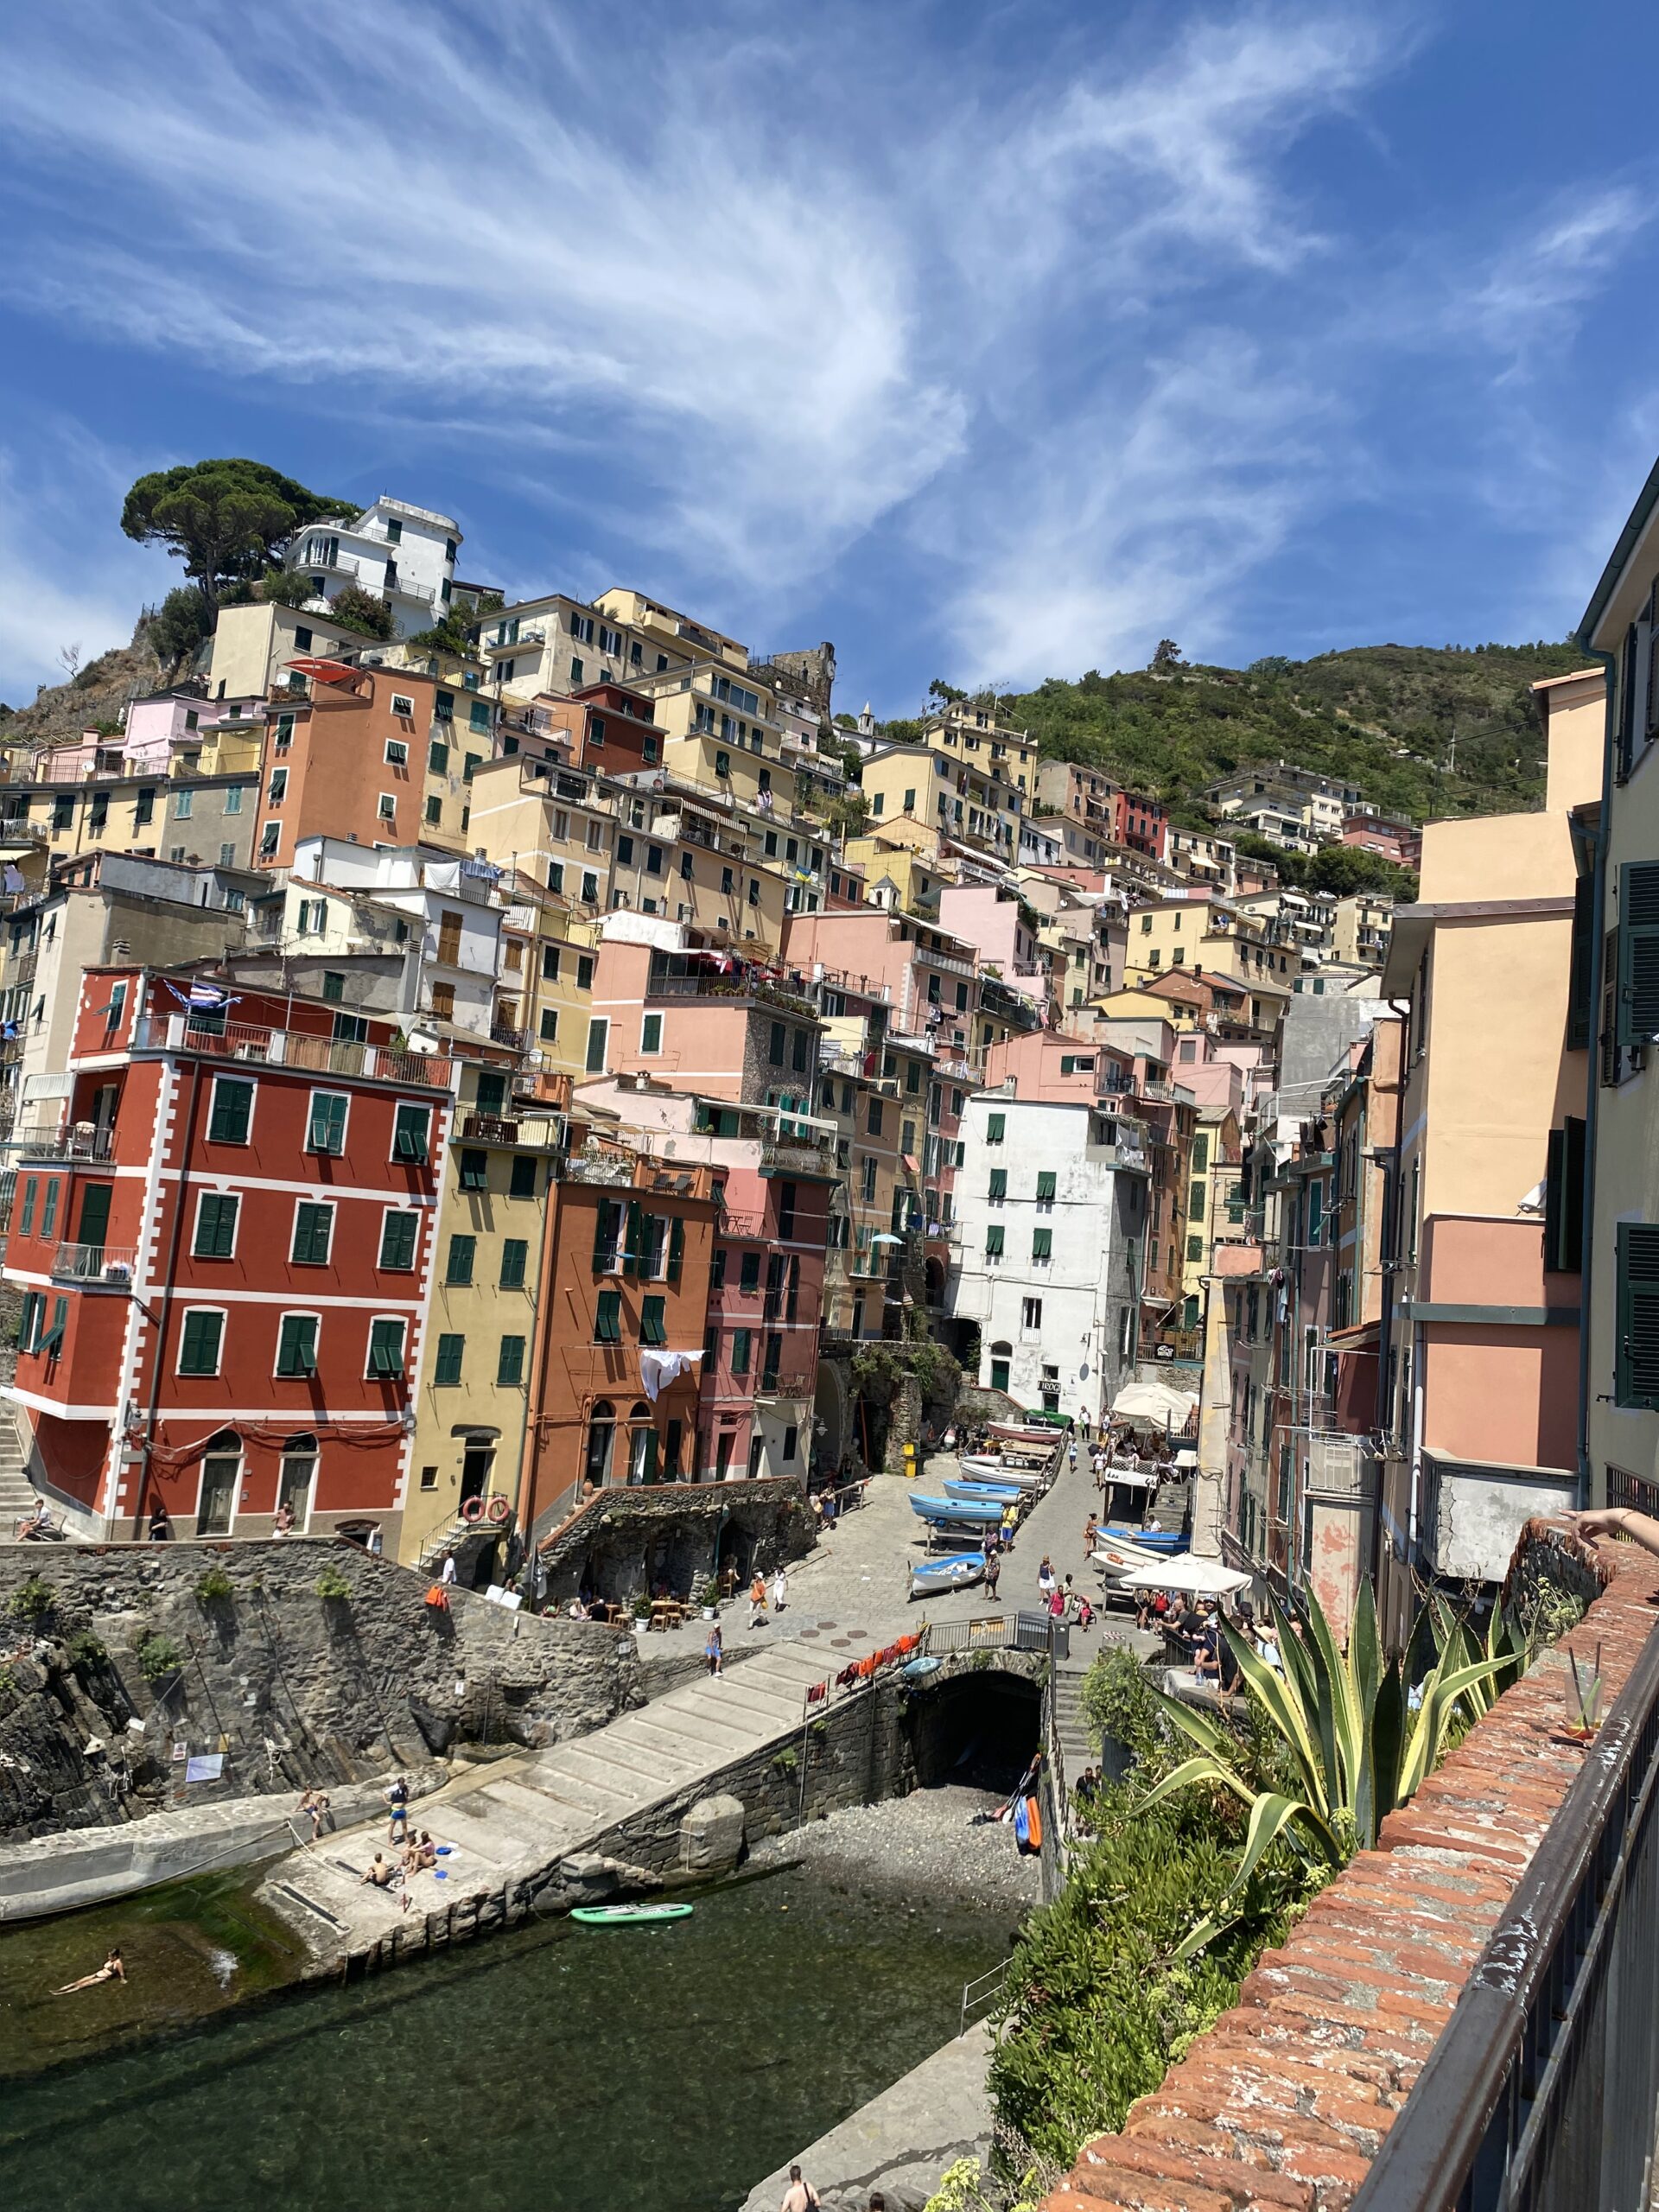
top-left (276, 1314), bottom-right (319, 1377)
top-left (378, 1210), bottom-right (418, 1270)
top-left (291, 1202), bottom-right (334, 1266)
top-left (393, 1103), bottom-right (430, 1162)
top-left (39, 1179), bottom-right (60, 1242)
top-left (377, 794), bottom-right (397, 823)
top-left (307, 1092), bottom-right (347, 1154)
top-left (446, 1235), bottom-right (476, 1286)
top-left (1615, 1222), bottom-right (1659, 1406)
top-left (258, 823), bottom-right (282, 860)
top-left (594, 1290), bottom-right (623, 1344)
top-left (174, 789), bottom-right (194, 822)
top-left (434, 1333), bottom-right (465, 1385)
top-left (985, 1224), bottom-right (1005, 1258)
top-left (459, 1149), bottom-right (488, 1192)
top-left (194, 1193), bottom-right (238, 1258)
top-left (468, 701), bottom-right (491, 734)
top-left (509, 1154), bottom-right (538, 1199)
top-left (585, 1017), bottom-right (609, 1073)
top-left (497, 1334), bottom-right (526, 1387)
top-left (640, 1012), bottom-right (663, 1054)
top-left (715, 750), bottom-right (731, 779)
top-left (500, 1237), bottom-right (528, 1287)
top-left (1036, 1171), bottom-right (1056, 1203)
top-left (986, 1113), bottom-right (1005, 1144)
top-left (179, 1309), bottom-right (224, 1376)
top-left (740, 1250), bottom-right (761, 1295)
top-left (640, 1295), bottom-right (667, 1346)
top-left (538, 1007), bottom-right (559, 1044)
top-left (581, 871), bottom-right (599, 903)
top-left (321, 970), bottom-right (345, 1004)
top-left (208, 1077), bottom-right (254, 1144)
top-left (867, 1097), bottom-right (884, 1135)
top-left (731, 1326), bottom-right (752, 1375)
top-left (368, 1318), bottom-right (406, 1377)
top-left (1031, 1227), bottom-right (1052, 1261)
top-left (266, 767), bottom-right (289, 806)
top-left (1021, 1296), bottom-right (1043, 1331)
top-left (385, 739), bottom-right (409, 769)
top-left (18, 1176), bottom-right (38, 1237)
top-left (988, 1168), bottom-right (1007, 1202)
top-left (390, 690), bottom-right (414, 719)
top-left (135, 788), bottom-right (155, 828)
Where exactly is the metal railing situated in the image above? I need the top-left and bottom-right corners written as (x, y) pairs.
top-left (960, 1958), bottom-right (1010, 2038)
top-left (1351, 1619), bottom-right (1659, 2212)
top-left (130, 1014), bottom-right (454, 1090)
top-left (50, 1242), bottom-right (136, 1284)
top-left (10, 1122), bottom-right (115, 1161)
top-left (923, 1611), bottom-right (1067, 1659)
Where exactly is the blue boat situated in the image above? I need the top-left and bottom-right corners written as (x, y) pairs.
top-left (944, 1478), bottom-right (1023, 1503)
top-left (909, 1492), bottom-right (1004, 1523)
top-left (1104, 1523), bottom-right (1183, 1552)
top-left (909, 1551), bottom-right (985, 1600)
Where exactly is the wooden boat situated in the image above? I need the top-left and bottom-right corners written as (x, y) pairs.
top-left (908, 1492), bottom-right (1004, 1523)
top-left (987, 1421), bottom-right (1061, 1446)
top-left (909, 1550), bottom-right (985, 1600)
top-left (944, 1478), bottom-right (1024, 1503)
top-left (571, 1902), bottom-right (695, 1925)
top-left (1104, 1523), bottom-right (1184, 1553)
top-left (959, 1455), bottom-right (1043, 1487)
top-left (1091, 1536), bottom-right (1172, 1580)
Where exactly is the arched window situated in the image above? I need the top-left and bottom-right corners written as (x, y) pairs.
top-left (278, 1432), bottom-right (318, 1528)
top-left (626, 1401), bottom-right (657, 1484)
top-left (584, 1400), bottom-right (616, 1486)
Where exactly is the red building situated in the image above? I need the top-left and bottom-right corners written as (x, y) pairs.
top-left (700, 1153), bottom-right (832, 1481)
top-left (3, 969), bottom-right (457, 1546)
top-left (1109, 789), bottom-right (1169, 862)
top-left (537, 683), bottom-right (664, 775)
top-left (1341, 810), bottom-right (1421, 870)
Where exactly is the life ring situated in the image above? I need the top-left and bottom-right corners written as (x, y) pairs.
top-left (461, 1497), bottom-right (486, 1523)
top-left (486, 1496), bottom-right (512, 1524)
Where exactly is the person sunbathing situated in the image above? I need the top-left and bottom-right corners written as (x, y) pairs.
top-left (56, 1948), bottom-right (125, 1993)
top-left (360, 1853), bottom-right (397, 1888)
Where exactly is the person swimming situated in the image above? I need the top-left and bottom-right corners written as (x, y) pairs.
top-left (56, 1948), bottom-right (125, 1993)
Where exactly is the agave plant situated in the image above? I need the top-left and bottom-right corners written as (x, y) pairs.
top-left (1141, 1577), bottom-right (1507, 1956)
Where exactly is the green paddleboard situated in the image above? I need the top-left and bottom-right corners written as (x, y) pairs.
top-left (570, 1902), bottom-right (694, 1925)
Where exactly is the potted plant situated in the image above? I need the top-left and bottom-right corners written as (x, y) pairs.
top-left (698, 1576), bottom-right (721, 1621)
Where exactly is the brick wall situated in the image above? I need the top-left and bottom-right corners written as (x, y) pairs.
top-left (1042, 1525), bottom-right (1645, 2212)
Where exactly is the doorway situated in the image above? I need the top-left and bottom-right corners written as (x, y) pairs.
top-left (195, 1446), bottom-right (239, 1536)
top-left (77, 1181), bottom-right (111, 1259)
top-left (278, 1436), bottom-right (317, 1527)
top-left (461, 1442), bottom-right (494, 1509)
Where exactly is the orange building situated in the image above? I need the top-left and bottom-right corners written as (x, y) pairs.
top-left (523, 1147), bottom-right (720, 1535)
top-left (253, 660), bottom-right (491, 869)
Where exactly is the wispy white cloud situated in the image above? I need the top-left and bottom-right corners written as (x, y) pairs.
top-left (1471, 186), bottom-right (1652, 353)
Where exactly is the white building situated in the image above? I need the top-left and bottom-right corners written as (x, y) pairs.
top-left (948, 1090), bottom-right (1147, 1425)
top-left (282, 837), bottom-right (504, 1043)
top-left (285, 497), bottom-right (462, 639)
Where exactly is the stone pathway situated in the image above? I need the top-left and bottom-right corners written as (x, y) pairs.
top-left (259, 1636), bottom-right (842, 1958)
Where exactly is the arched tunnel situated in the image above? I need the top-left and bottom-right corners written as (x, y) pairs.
top-left (902, 1668), bottom-right (1042, 1793)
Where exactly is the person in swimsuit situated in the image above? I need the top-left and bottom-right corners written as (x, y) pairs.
top-left (704, 1622), bottom-right (723, 1676)
top-left (56, 1948), bottom-right (125, 1993)
top-left (361, 1854), bottom-right (397, 1888)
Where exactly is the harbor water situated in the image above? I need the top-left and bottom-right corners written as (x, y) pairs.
top-left (0, 1858), bottom-right (1008, 2210)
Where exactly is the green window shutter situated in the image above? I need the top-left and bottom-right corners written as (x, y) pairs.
top-left (378, 1211), bottom-right (417, 1270)
top-left (731, 1326), bottom-right (751, 1375)
top-left (667, 1215), bottom-right (684, 1282)
top-left (1544, 1119), bottom-right (1586, 1275)
top-left (446, 1235), bottom-right (475, 1286)
top-left (1618, 861), bottom-right (1659, 1046)
top-left (308, 1093), bottom-right (347, 1154)
top-left (1187, 1234), bottom-right (1204, 1262)
top-left (394, 1104), bottom-right (429, 1161)
top-left (18, 1179), bottom-right (35, 1238)
top-left (194, 1194), bottom-right (238, 1257)
top-left (763, 1333), bottom-right (782, 1389)
top-left (40, 1181), bottom-right (59, 1240)
top-left (594, 1290), bottom-right (622, 1344)
top-left (496, 1334), bottom-right (525, 1387)
top-left (988, 1168), bottom-right (1007, 1200)
top-left (434, 1332), bottom-right (465, 1385)
top-left (510, 1155), bottom-right (537, 1198)
top-left (209, 1077), bottom-right (254, 1143)
top-left (1191, 1132), bottom-right (1210, 1170)
top-left (639, 1427), bottom-right (658, 1481)
top-left (1616, 1223), bottom-right (1659, 1408)
top-left (1031, 1227), bottom-right (1052, 1260)
top-left (369, 1319), bottom-right (405, 1376)
top-left (179, 1310), bottom-right (224, 1376)
top-left (291, 1202), bottom-right (333, 1266)
top-left (459, 1149), bottom-right (488, 1192)
top-left (475, 1071), bottom-right (507, 1115)
top-left (1567, 877), bottom-right (1594, 1052)
top-left (500, 1238), bottom-right (528, 1289)
top-left (641, 1295), bottom-right (667, 1346)
top-left (1308, 1181), bottom-right (1323, 1243)
top-left (1189, 1179), bottom-right (1206, 1217)
top-left (624, 1199), bottom-right (644, 1278)
top-left (986, 1113), bottom-right (1005, 1143)
top-left (1035, 1172), bottom-right (1056, 1201)
top-left (593, 1199), bottom-right (615, 1273)
top-left (276, 1314), bottom-right (318, 1376)
top-left (985, 1224), bottom-right (1005, 1257)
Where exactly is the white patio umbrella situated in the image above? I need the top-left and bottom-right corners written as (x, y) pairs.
top-left (1116, 1552), bottom-right (1253, 1597)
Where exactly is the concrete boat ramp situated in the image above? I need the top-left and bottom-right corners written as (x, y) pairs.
top-left (260, 1637), bottom-right (841, 1968)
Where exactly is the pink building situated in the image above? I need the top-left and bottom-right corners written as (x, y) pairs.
top-left (936, 883), bottom-right (1049, 1014)
top-left (1341, 810), bottom-right (1421, 870)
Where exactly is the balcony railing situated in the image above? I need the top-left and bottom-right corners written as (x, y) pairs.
top-left (130, 1014), bottom-right (454, 1090)
top-left (10, 1122), bottom-right (115, 1162)
top-left (50, 1243), bottom-right (136, 1285)
top-left (760, 1137), bottom-right (834, 1173)
top-left (489, 1021), bottom-right (530, 1050)
top-left (461, 1109), bottom-right (563, 1151)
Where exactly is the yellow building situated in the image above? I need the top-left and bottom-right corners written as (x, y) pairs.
top-left (919, 701), bottom-right (1039, 808)
top-left (0, 770), bottom-right (261, 868)
top-left (1330, 892), bottom-right (1395, 969)
top-left (860, 742), bottom-right (1019, 859)
top-left (207, 599), bottom-right (364, 700)
top-left (1125, 894), bottom-right (1301, 988)
top-left (401, 1065), bottom-right (564, 1567)
top-left (1181, 1103), bottom-right (1241, 1335)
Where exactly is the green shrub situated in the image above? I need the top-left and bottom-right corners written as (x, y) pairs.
top-left (67, 1632), bottom-right (107, 1670)
top-left (136, 1632), bottom-right (184, 1681)
top-left (194, 1566), bottom-right (235, 1605)
top-left (314, 1563), bottom-right (352, 1602)
top-left (772, 1746), bottom-right (798, 1774)
top-left (8, 1576), bottom-right (56, 1625)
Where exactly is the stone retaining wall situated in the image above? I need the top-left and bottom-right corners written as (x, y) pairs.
top-left (537, 1478), bottom-right (816, 1605)
top-left (1039, 1524), bottom-right (1645, 2212)
top-left (0, 1539), bottom-right (635, 1840)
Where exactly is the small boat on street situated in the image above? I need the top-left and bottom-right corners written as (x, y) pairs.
top-left (908, 1492), bottom-right (1004, 1523)
top-left (909, 1550), bottom-right (986, 1600)
top-left (944, 1478), bottom-right (1024, 1503)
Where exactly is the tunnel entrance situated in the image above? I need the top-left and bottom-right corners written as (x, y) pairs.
top-left (903, 1671), bottom-right (1041, 1794)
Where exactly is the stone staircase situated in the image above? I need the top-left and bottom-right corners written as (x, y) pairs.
top-left (260, 1633), bottom-right (839, 1961)
top-left (1050, 1668), bottom-right (1094, 1781)
top-left (0, 1406), bottom-right (40, 1535)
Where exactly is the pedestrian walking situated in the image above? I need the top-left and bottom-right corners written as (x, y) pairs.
top-left (1037, 1554), bottom-right (1056, 1596)
top-left (1068, 1438), bottom-right (1077, 1471)
top-left (704, 1621), bottom-right (723, 1677)
top-left (772, 1566), bottom-right (788, 1614)
top-left (439, 1549), bottom-right (457, 1586)
top-left (779, 2166), bottom-right (821, 2212)
top-left (748, 1573), bottom-right (770, 1629)
top-left (984, 1552), bottom-right (1001, 1599)
top-left (1083, 1512), bottom-right (1099, 1554)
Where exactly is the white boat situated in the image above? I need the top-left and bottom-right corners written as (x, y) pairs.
top-left (910, 1551), bottom-right (986, 1600)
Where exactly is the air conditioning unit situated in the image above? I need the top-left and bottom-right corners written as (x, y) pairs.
top-left (511, 1075), bottom-right (537, 1098)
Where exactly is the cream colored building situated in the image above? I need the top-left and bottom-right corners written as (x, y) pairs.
top-left (861, 742), bottom-right (1019, 860)
top-left (207, 599), bottom-right (363, 702)
top-left (1125, 895), bottom-right (1300, 988)
top-left (1331, 893), bottom-right (1395, 969)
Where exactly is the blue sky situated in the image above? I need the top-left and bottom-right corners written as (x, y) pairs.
top-left (1, 1), bottom-right (1655, 716)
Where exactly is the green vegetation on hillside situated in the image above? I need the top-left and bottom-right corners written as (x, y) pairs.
top-left (1006, 641), bottom-right (1586, 830)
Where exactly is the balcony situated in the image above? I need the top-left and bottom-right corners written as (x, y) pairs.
top-left (130, 1014), bottom-right (455, 1090)
top-left (760, 1136), bottom-right (835, 1174)
top-left (461, 1110), bottom-right (563, 1151)
top-left (715, 1211), bottom-right (767, 1238)
top-left (486, 627), bottom-right (545, 655)
top-left (489, 1021), bottom-right (530, 1051)
top-left (50, 1243), bottom-right (136, 1287)
top-left (10, 1122), bottom-right (115, 1162)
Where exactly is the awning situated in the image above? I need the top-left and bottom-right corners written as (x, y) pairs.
top-left (1110, 1380), bottom-right (1199, 1427)
top-left (1325, 1320), bottom-right (1379, 1351)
